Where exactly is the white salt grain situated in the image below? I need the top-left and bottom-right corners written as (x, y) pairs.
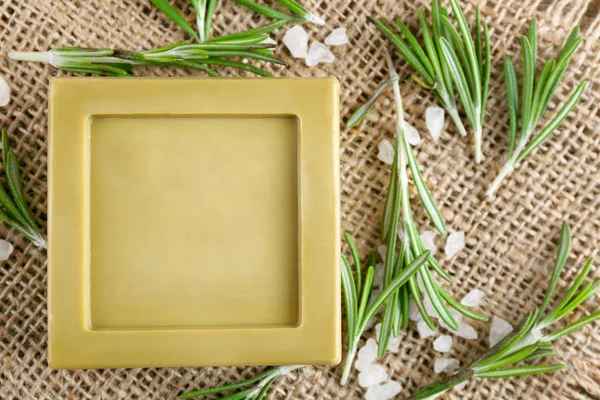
top-left (453, 322), bottom-right (479, 340)
top-left (434, 357), bottom-right (460, 374)
top-left (365, 381), bottom-right (403, 400)
top-left (373, 263), bottom-right (384, 287)
top-left (377, 139), bottom-right (394, 165)
top-left (461, 289), bottom-right (485, 308)
top-left (397, 227), bottom-right (404, 241)
top-left (439, 308), bottom-right (464, 331)
top-left (425, 106), bottom-right (445, 141)
top-left (455, 381), bottom-right (468, 391)
top-left (404, 122), bottom-right (421, 145)
top-left (409, 298), bottom-right (424, 322)
top-left (417, 321), bottom-right (437, 339)
top-left (490, 316), bottom-right (514, 348)
top-left (0, 239), bottom-right (14, 261)
top-left (420, 230), bottom-right (437, 255)
top-left (375, 323), bottom-right (402, 351)
top-left (358, 364), bottom-right (388, 387)
top-left (377, 245), bottom-right (387, 260)
top-left (433, 335), bottom-right (453, 352)
top-left (0, 76), bottom-right (10, 107)
top-left (305, 41), bottom-right (335, 67)
top-left (356, 338), bottom-right (378, 372)
top-left (324, 27), bottom-right (349, 46)
top-left (445, 230), bottom-right (465, 258)
top-left (282, 25), bottom-right (308, 58)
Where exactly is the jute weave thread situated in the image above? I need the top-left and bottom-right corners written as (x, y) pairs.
top-left (1, 0), bottom-right (599, 398)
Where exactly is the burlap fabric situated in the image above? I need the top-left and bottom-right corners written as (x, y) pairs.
top-left (1, 0), bottom-right (599, 398)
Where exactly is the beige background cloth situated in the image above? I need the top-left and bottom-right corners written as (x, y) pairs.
top-left (1, 0), bottom-right (599, 398)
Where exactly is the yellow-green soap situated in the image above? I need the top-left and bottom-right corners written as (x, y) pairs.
top-left (48, 77), bottom-right (340, 369)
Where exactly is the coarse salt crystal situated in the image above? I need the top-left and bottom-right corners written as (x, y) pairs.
top-left (305, 41), bottom-right (335, 67)
top-left (404, 122), bottom-right (421, 145)
top-left (377, 245), bottom-right (387, 260)
top-left (461, 289), bottom-right (485, 308)
top-left (439, 308), bottom-right (463, 330)
top-left (455, 381), bottom-right (468, 390)
top-left (434, 357), bottom-right (460, 374)
top-left (261, 37), bottom-right (277, 45)
top-left (425, 106), bottom-right (445, 141)
top-left (445, 230), bottom-right (465, 258)
top-left (355, 338), bottom-right (378, 372)
top-left (433, 335), bottom-right (453, 352)
top-left (377, 139), bottom-right (394, 165)
top-left (365, 381), bottom-right (403, 400)
top-left (324, 27), bottom-right (349, 46)
top-left (453, 322), bottom-right (478, 340)
top-left (282, 25), bottom-right (308, 58)
top-left (373, 263), bottom-right (384, 287)
top-left (358, 364), bottom-right (388, 387)
top-left (417, 320), bottom-right (437, 339)
top-left (409, 298), bottom-right (424, 322)
top-left (420, 230), bottom-right (437, 256)
top-left (0, 76), bottom-right (10, 107)
top-left (0, 239), bottom-right (14, 261)
top-left (375, 323), bottom-right (402, 351)
top-left (490, 316), bottom-right (514, 348)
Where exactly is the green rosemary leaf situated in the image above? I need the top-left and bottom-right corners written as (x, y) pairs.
top-left (150, 0), bottom-right (201, 42)
top-left (421, 268), bottom-right (459, 330)
top-left (204, 0), bottom-right (217, 40)
top-left (221, 389), bottom-right (254, 400)
top-left (409, 277), bottom-right (437, 330)
top-left (417, 10), bottom-right (445, 90)
top-left (1, 129), bottom-right (8, 166)
top-left (179, 368), bottom-right (275, 398)
top-left (371, 18), bottom-right (435, 87)
top-left (543, 255), bottom-right (595, 326)
top-left (480, 20), bottom-right (490, 122)
top-left (395, 18), bottom-right (435, 78)
top-left (437, 287), bottom-right (488, 322)
top-left (517, 81), bottom-right (587, 162)
top-left (504, 57), bottom-right (519, 159)
top-left (475, 6), bottom-right (482, 76)
top-left (400, 279), bottom-right (410, 330)
top-left (379, 300), bottom-right (396, 356)
top-left (357, 266), bottom-right (375, 326)
top-left (448, 0), bottom-right (481, 107)
top-left (522, 348), bottom-right (556, 363)
top-left (475, 364), bottom-right (565, 379)
top-left (380, 143), bottom-right (398, 241)
top-left (344, 233), bottom-right (362, 291)
top-left (439, 37), bottom-right (476, 124)
top-left (232, 0), bottom-right (298, 22)
top-left (543, 310), bottom-right (600, 342)
top-left (361, 250), bottom-right (429, 331)
top-left (537, 223), bottom-right (571, 321)
top-left (206, 20), bottom-right (287, 43)
top-left (254, 379), bottom-right (273, 400)
top-left (431, 0), bottom-right (455, 102)
top-left (528, 19), bottom-right (537, 72)
top-left (347, 76), bottom-right (398, 128)
top-left (275, 0), bottom-right (305, 17)
top-left (341, 254), bottom-right (358, 339)
top-left (520, 36), bottom-right (535, 137)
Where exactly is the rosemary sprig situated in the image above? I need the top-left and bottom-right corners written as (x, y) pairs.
top-left (342, 53), bottom-right (486, 382)
top-left (349, 56), bottom-right (487, 357)
top-left (409, 223), bottom-right (600, 399)
top-left (179, 365), bottom-right (303, 399)
top-left (486, 21), bottom-right (587, 196)
top-left (8, 0), bottom-right (319, 76)
top-left (0, 129), bottom-right (46, 248)
top-left (373, 0), bottom-right (490, 163)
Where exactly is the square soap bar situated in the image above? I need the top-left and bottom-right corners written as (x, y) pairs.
top-left (48, 77), bottom-right (341, 369)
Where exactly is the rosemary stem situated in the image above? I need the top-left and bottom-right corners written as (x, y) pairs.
top-left (474, 125), bottom-right (483, 164)
top-left (447, 107), bottom-right (468, 137)
top-left (485, 162), bottom-right (514, 197)
top-left (8, 51), bottom-right (53, 64)
top-left (340, 342), bottom-right (358, 385)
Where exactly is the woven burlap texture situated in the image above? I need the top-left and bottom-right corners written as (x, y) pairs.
top-left (1, 0), bottom-right (599, 398)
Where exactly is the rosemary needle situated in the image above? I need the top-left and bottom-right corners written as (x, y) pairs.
top-left (409, 223), bottom-right (600, 399)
